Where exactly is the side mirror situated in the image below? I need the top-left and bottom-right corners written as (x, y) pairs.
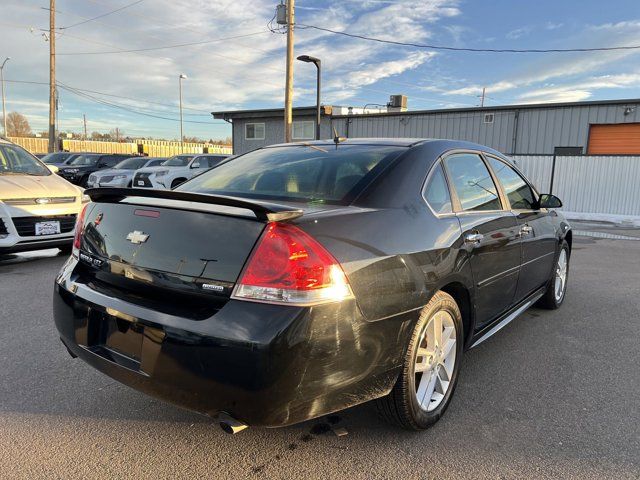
top-left (47, 164), bottom-right (59, 174)
top-left (191, 162), bottom-right (200, 169)
top-left (539, 193), bottom-right (562, 209)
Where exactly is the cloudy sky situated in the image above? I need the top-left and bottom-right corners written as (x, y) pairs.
top-left (1, 0), bottom-right (639, 140)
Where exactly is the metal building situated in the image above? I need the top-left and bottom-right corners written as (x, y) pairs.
top-left (212, 98), bottom-right (640, 156)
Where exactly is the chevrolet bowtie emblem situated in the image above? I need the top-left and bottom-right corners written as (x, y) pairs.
top-left (35, 198), bottom-right (51, 205)
top-left (126, 230), bottom-right (149, 244)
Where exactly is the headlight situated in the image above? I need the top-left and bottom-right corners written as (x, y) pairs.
top-left (81, 194), bottom-right (91, 203)
top-left (155, 170), bottom-right (169, 178)
top-left (113, 175), bottom-right (127, 181)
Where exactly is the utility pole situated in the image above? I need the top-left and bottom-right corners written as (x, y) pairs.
top-left (480, 87), bottom-right (486, 108)
top-left (284, 0), bottom-right (294, 142)
top-left (0, 57), bottom-right (9, 137)
top-left (83, 114), bottom-right (87, 140)
top-left (48, 0), bottom-right (57, 153)
top-left (179, 74), bottom-right (187, 152)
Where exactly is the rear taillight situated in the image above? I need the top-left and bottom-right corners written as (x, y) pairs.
top-left (233, 222), bottom-right (354, 305)
top-left (72, 204), bottom-right (88, 256)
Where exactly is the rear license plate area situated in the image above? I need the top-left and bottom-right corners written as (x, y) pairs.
top-left (85, 309), bottom-right (145, 371)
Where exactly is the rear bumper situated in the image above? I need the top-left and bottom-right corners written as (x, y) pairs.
top-left (53, 258), bottom-right (406, 427)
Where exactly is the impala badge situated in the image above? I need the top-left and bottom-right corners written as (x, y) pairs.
top-left (126, 230), bottom-right (149, 244)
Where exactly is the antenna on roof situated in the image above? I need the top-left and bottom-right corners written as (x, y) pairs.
top-left (332, 126), bottom-right (346, 147)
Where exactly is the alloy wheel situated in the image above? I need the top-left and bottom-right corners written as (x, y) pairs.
top-left (414, 310), bottom-right (457, 412)
top-left (554, 249), bottom-right (568, 302)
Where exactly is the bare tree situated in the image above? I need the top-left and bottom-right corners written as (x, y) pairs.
top-left (3, 112), bottom-right (32, 137)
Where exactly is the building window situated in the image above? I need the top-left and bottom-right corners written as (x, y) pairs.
top-left (292, 121), bottom-right (315, 140)
top-left (483, 113), bottom-right (494, 124)
top-left (245, 123), bottom-right (265, 140)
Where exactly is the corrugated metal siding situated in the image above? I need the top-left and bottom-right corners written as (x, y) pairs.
top-left (330, 102), bottom-right (640, 155)
top-left (513, 155), bottom-right (640, 216)
top-left (553, 156), bottom-right (640, 216)
top-left (510, 155), bottom-right (554, 193)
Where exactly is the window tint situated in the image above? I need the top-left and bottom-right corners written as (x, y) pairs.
top-left (424, 164), bottom-right (452, 214)
top-left (444, 153), bottom-right (501, 211)
top-left (487, 157), bottom-right (536, 210)
top-left (178, 145), bottom-right (405, 204)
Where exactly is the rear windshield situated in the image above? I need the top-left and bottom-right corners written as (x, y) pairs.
top-left (177, 144), bottom-right (405, 204)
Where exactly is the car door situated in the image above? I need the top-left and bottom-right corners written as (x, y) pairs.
top-left (443, 152), bottom-right (522, 331)
top-left (485, 155), bottom-right (557, 301)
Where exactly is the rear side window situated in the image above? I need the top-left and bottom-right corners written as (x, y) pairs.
top-left (486, 157), bottom-right (536, 210)
top-left (178, 145), bottom-right (406, 204)
top-left (423, 164), bottom-right (452, 214)
top-left (444, 153), bottom-right (502, 211)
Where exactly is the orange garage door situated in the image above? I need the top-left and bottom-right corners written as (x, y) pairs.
top-left (588, 123), bottom-right (640, 154)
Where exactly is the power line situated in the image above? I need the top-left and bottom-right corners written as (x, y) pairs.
top-left (59, 0), bottom-right (145, 30)
top-left (297, 24), bottom-right (640, 53)
top-left (57, 83), bottom-right (222, 124)
top-left (57, 30), bottom-right (269, 55)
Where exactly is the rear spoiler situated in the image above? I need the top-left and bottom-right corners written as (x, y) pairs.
top-left (84, 187), bottom-right (304, 222)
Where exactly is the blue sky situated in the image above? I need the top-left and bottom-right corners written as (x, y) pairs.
top-left (1, 0), bottom-right (639, 140)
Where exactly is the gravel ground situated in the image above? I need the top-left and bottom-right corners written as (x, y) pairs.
top-left (0, 230), bottom-right (638, 479)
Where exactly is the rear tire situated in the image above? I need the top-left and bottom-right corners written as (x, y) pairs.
top-left (376, 290), bottom-right (463, 430)
top-left (537, 240), bottom-right (570, 309)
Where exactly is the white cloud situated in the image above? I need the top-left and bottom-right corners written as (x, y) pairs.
top-left (506, 26), bottom-right (532, 40)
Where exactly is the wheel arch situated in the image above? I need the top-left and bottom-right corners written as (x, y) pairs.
top-left (438, 281), bottom-right (474, 349)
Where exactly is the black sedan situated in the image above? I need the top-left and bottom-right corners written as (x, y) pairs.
top-left (53, 139), bottom-right (571, 431)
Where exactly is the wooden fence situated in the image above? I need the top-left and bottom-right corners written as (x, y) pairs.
top-left (8, 137), bottom-right (232, 156)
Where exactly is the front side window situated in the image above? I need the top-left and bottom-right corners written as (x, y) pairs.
top-left (487, 156), bottom-right (536, 210)
top-left (0, 145), bottom-right (50, 176)
top-left (424, 163), bottom-right (452, 214)
top-left (245, 123), bottom-right (265, 140)
top-left (292, 121), bottom-right (315, 140)
top-left (177, 144), bottom-right (406, 204)
top-left (444, 153), bottom-right (501, 211)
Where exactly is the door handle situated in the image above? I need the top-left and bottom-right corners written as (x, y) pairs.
top-left (520, 225), bottom-right (533, 236)
top-left (464, 232), bottom-right (484, 244)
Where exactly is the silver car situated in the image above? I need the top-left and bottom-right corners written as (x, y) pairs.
top-left (87, 157), bottom-right (166, 188)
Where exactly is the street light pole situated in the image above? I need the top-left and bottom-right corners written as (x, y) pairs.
top-left (179, 74), bottom-right (187, 152)
top-left (296, 55), bottom-right (321, 140)
top-left (0, 57), bottom-right (9, 137)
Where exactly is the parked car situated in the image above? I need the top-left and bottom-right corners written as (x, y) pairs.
top-left (86, 157), bottom-right (166, 188)
top-left (57, 153), bottom-right (134, 186)
top-left (132, 154), bottom-right (228, 189)
top-left (54, 139), bottom-right (571, 431)
top-left (0, 138), bottom-right (86, 254)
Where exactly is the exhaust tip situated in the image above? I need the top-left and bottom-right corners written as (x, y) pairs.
top-left (218, 412), bottom-right (249, 434)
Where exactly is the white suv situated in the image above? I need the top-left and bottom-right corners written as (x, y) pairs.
top-left (0, 139), bottom-right (86, 254)
top-left (132, 154), bottom-right (228, 189)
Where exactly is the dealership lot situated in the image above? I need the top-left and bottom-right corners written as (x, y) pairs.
top-left (0, 227), bottom-right (638, 479)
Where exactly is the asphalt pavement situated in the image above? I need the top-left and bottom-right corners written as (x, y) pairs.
top-left (0, 227), bottom-right (639, 479)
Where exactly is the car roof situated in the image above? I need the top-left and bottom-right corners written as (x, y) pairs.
top-left (266, 138), bottom-right (428, 149)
